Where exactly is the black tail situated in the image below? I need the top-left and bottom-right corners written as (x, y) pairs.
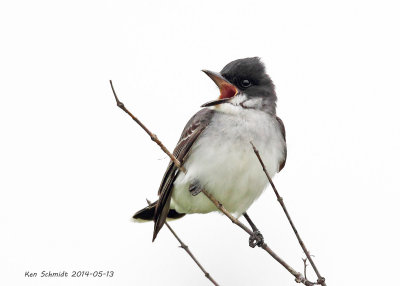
top-left (132, 201), bottom-right (185, 222)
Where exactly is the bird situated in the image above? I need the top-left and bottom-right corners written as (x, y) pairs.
top-left (133, 57), bottom-right (287, 246)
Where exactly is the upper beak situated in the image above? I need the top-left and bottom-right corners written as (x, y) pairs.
top-left (201, 70), bottom-right (238, 107)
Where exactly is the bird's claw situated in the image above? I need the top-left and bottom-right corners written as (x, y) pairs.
top-left (249, 230), bottom-right (264, 248)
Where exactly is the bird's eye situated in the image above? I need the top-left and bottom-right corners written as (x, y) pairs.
top-left (240, 79), bottom-right (251, 88)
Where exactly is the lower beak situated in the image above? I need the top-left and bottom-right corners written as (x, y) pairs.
top-left (201, 70), bottom-right (238, 107)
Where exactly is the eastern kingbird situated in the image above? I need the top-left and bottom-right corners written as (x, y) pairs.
top-left (133, 57), bottom-right (287, 245)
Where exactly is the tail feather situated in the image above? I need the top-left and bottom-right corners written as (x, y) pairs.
top-left (132, 200), bottom-right (185, 223)
top-left (132, 201), bottom-right (157, 222)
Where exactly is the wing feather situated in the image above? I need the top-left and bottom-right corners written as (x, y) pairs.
top-left (276, 116), bottom-right (287, 172)
top-left (152, 109), bottom-right (215, 241)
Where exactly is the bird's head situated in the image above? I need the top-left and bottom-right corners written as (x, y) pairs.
top-left (202, 57), bottom-right (276, 114)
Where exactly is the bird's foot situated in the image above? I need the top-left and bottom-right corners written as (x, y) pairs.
top-left (249, 230), bottom-right (264, 248)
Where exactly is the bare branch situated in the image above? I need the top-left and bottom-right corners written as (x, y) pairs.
top-left (250, 142), bottom-right (327, 286)
top-left (109, 80), bottom-right (185, 173)
top-left (201, 189), bottom-right (315, 286)
top-left (110, 81), bottom-right (321, 286)
top-left (146, 199), bottom-right (219, 286)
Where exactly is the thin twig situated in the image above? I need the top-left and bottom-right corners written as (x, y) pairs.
top-left (250, 142), bottom-right (327, 286)
top-left (146, 199), bottom-right (219, 286)
top-left (302, 258), bottom-right (318, 285)
top-left (110, 80), bottom-right (185, 173)
top-left (302, 258), bottom-right (308, 281)
top-left (110, 81), bottom-right (320, 286)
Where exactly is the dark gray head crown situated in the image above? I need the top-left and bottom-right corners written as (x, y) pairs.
top-left (220, 57), bottom-right (276, 102)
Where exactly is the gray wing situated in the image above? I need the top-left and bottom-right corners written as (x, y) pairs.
top-left (276, 116), bottom-right (287, 172)
top-left (152, 108), bottom-right (215, 241)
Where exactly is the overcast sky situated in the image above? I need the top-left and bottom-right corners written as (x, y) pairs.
top-left (1, 0), bottom-right (400, 285)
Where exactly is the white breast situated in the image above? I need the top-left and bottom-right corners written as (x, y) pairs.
top-left (171, 104), bottom-right (286, 216)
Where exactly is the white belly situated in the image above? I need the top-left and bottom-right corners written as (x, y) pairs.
top-left (171, 107), bottom-right (285, 216)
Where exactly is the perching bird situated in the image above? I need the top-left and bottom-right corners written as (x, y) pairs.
top-left (133, 57), bottom-right (287, 246)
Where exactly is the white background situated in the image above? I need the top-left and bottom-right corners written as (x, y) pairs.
top-left (1, 0), bottom-right (399, 285)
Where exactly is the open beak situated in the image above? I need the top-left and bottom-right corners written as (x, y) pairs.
top-left (201, 70), bottom-right (238, 107)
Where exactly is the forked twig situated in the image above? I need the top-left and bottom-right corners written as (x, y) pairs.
top-left (110, 80), bottom-right (322, 285)
top-left (250, 142), bottom-right (326, 286)
top-left (146, 199), bottom-right (219, 286)
top-left (302, 258), bottom-right (309, 281)
top-left (200, 189), bottom-right (315, 286)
